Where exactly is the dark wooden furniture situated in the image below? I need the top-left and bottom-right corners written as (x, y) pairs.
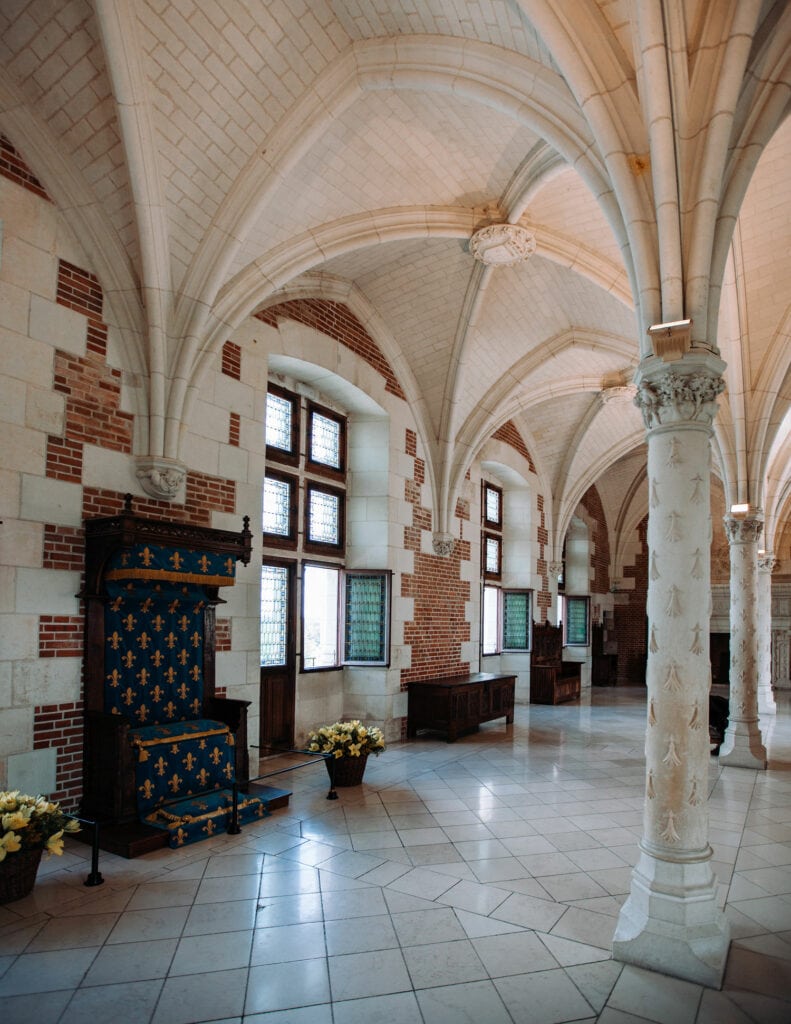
top-left (80, 497), bottom-right (289, 857)
top-left (529, 622), bottom-right (581, 704)
top-left (592, 623), bottom-right (618, 685)
top-left (407, 672), bottom-right (515, 742)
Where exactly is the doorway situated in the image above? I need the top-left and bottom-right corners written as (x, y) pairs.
top-left (259, 560), bottom-right (296, 752)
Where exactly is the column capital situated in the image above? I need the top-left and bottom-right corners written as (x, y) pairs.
top-left (723, 513), bottom-right (763, 545)
top-left (633, 352), bottom-right (725, 431)
top-left (758, 553), bottom-right (780, 573)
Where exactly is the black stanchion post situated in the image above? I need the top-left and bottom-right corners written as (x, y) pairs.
top-left (84, 819), bottom-right (104, 887)
top-left (227, 781), bottom-right (241, 834)
top-left (327, 755), bottom-right (338, 800)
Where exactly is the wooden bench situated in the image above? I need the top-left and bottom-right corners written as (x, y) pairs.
top-left (406, 672), bottom-right (516, 742)
top-left (529, 622), bottom-right (581, 704)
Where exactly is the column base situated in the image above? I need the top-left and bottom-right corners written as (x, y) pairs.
top-left (757, 686), bottom-right (777, 717)
top-left (612, 847), bottom-right (730, 989)
top-left (718, 719), bottom-right (767, 768)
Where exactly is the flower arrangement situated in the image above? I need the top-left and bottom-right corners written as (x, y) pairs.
top-left (307, 720), bottom-right (386, 759)
top-left (0, 791), bottom-right (80, 863)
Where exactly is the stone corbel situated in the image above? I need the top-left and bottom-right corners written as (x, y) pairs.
top-left (432, 532), bottom-right (456, 557)
top-left (136, 457), bottom-right (187, 501)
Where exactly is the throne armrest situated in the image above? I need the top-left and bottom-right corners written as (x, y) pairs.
top-left (204, 696), bottom-right (252, 785)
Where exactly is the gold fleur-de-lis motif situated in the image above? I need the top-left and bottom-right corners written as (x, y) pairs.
top-left (223, 760), bottom-right (234, 780)
top-left (137, 668), bottom-right (149, 687)
top-left (662, 736), bottom-right (682, 766)
top-left (164, 701), bottom-right (178, 719)
top-left (690, 623), bottom-right (704, 655)
top-left (651, 552), bottom-right (661, 580)
top-left (140, 598), bottom-right (154, 615)
top-left (170, 742), bottom-right (180, 754)
top-left (153, 756), bottom-right (168, 776)
top-left (110, 595), bottom-right (124, 611)
top-left (122, 650), bottom-right (136, 668)
top-left (203, 819), bottom-right (216, 836)
top-left (690, 474), bottom-right (704, 504)
top-left (689, 703), bottom-right (702, 730)
top-left (665, 512), bottom-right (683, 542)
top-left (168, 773), bottom-right (183, 794)
top-left (122, 686), bottom-right (136, 706)
top-left (665, 585), bottom-right (682, 617)
top-left (164, 667), bottom-right (177, 685)
top-left (139, 779), bottom-right (155, 800)
top-left (660, 809), bottom-right (680, 843)
top-left (151, 649), bottom-right (164, 668)
top-left (191, 631), bottom-right (201, 648)
top-left (183, 752), bottom-right (197, 772)
top-left (210, 746), bottom-right (222, 765)
top-left (151, 614), bottom-right (165, 632)
top-left (136, 703), bottom-right (150, 723)
top-left (165, 631), bottom-right (178, 649)
top-left (224, 557), bottom-right (234, 575)
top-left (649, 624), bottom-right (658, 653)
top-left (177, 615), bottom-right (189, 632)
top-left (107, 630), bottom-right (122, 649)
top-left (647, 770), bottom-right (655, 798)
top-left (198, 554), bottom-right (210, 573)
top-left (138, 631), bottom-right (150, 650)
top-left (151, 685), bottom-right (164, 703)
top-left (170, 551), bottom-right (184, 571)
top-left (196, 768), bottom-right (210, 787)
top-left (666, 437), bottom-right (682, 467)
top-left (199, 738), bottom-right (207, 749)
top-left (168, 599), bottom-right (181, 614)
top-left (663, 662), bottom-right (683, 692)
top-left (122, 613), bottom-right (137, 631)
top-left (190, 665), bottom-right (201, 682)
top-left (190, 697), bottom-right (201, 715)
top-left (174, 827), bottom-right (188, 846)
top-left (177, 681), bottom-right (189, 700)
top-left (140, 546), bottom-right (154, 567)
top-left (178, 648), bottom-right (190, 666)
top-left (106, 668), bottom-right (123, 688)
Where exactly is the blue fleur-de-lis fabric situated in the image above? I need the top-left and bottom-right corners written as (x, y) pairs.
top-left (104, 579), bottom-right (206, 724)
top-left (104, 543), bottom-right (237, 586)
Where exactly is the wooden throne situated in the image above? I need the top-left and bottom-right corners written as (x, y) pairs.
top-left (529, 621), bottom-right (582, 705)
top-left (80, 498), bottom-right (287, 857)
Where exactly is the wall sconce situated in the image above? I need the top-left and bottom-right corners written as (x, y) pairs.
top-left (647, 318), bottom-right (692, 362)
top-left (730, 503), bottom-right (749, 514)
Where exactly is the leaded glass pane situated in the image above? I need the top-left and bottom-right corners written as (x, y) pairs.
top-left (303, 564), bottom-right (339, 668)
top-left (263, 476), bottom-right (291, 535)
top-left (266, 392), bottom-right (293, 451)
top-left (310, 411), bottom-right (341, 468)
top-left (485, 485), bottom-right (500, 524)
top-left (345, 574), bottom-right (387, 662)
top-left (485, 535), bottom-right (500, 573)
top-left (503, 591), bottom-right (530, 650)
top-left (260, 565), bottom-right (288, 666)
top-left (308, 489), bottom-right (340, 544)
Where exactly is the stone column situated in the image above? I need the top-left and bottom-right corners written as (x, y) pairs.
top-left (718, 516), bottom-right (767, 768)
top-left (756, 554), bottom-right (778, 716)
top-left (613, 353), bottom-right (730, 989)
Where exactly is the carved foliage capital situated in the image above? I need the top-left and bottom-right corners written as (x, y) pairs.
top-left (723, 515), bottom-right (763, 546)
top-left (757, 554), bottom-right (780, 574)
top-left (634, 369), bottom-right (725, 430)
top-left (136, 457), bottom-right (187, 501)
top-left (432, 532), bottom-right (456, 557)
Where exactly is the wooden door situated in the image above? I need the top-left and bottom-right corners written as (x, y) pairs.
top-left (259, 560), bottom-right (296, 752)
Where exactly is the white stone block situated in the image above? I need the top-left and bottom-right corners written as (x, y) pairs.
top-left (0, 661), bottom-right (11, 707)
top-left (20, 475), bottom-right (82, 526)
top-left (2, 235), bottom-right (57, 297)
top-left (17, 568), bottom-right (81, 615)
top-left (82, 445), bottom-right (138, 495)
top-left (0, 707), bottom-right (33, 758)
top-left (0, 281), bottom-right (31, 334)
top-left (7, 747), bottom-right (58, 797)
top-left (0, 420), bottom-right (46, 476)
top-left (0, 176), bottom-right (58, 253)
top-left (0, 470), bottom-right (21, 519)
top-left (0, 375), bottom-right (25, 425)
top-left (29, 294), bottom-right (87, 357)
top-left (25, 384), bottom-right (65, 435)
top-left (218, 443), bottom-right (249, 483)
top-left (0, 520), bottom-right (43, 570)
top-left (12, 655), bottom-right (81, 706)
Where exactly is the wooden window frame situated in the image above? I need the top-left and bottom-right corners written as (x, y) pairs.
top-left (262, 469), bottom-right (298, 550)
top-left (265, 384), bottom-right (300, 467)
top-left (304, 481), bottom-right (346, 555)
top-left (482, 481), bottom-right (503, 530)
top-left (306, 400), bottom-right (346, 480)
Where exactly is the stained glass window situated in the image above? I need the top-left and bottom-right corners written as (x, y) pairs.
top-left (564, 596), bottom-right (590, 646)
top-left (484, 534), bottom-right (501, 575)
top-left (307, 486), bottom-right (341, 546)
top-left (344, 573), bottom-right (389, 664)
top-left (266, 391), bottom-right (294, 452)
top-left (484, 483), bottom-right (502, 526)
top-left (309, 408), bottom-right (342, 469)
top-left (503, 590), bottom-right (531, 650)
top-left (260, 564), bottom-right (288, 667)
top-left (263, 476), bottom-right (291, 536)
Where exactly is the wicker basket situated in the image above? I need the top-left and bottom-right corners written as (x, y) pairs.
top-left (0, 847), bottom-right (43, 905)
top-left (325, 754), bottom-right (369, 787)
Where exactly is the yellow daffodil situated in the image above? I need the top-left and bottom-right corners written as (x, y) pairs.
top-left (46, 830), bottom-right (65, 856)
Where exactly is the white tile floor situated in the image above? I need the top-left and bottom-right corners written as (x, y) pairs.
top-left (2, 687), bottom-right (791, 1023)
